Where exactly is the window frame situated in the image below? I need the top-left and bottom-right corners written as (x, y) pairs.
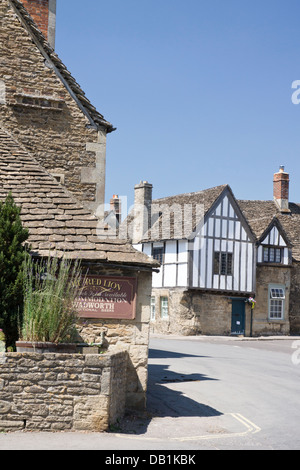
top-left (214, 251), bottom-right (233, 276)
top-left (263, 246), bottom-right (283, 264)
top-left (160, 296), bottom-right (169, 319)
top-left (268, 284), bottom-right (286, 320)
top-left (153, 246), bottom-right (164, 264)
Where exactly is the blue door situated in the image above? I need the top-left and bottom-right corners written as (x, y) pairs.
top-left (231, 300), bottom-right (245, 335)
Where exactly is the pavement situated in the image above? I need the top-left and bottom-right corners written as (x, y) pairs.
top-left (0, 334), bottom-right (299, 451)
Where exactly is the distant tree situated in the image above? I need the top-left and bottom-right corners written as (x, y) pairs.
top-left (0, 193), bottom-right (29, 349)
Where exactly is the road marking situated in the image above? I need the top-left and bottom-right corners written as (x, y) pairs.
top-left (231, 413), bottom-right (261, 435)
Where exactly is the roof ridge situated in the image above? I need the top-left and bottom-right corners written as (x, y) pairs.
top-left (152, 184), bottom-right (228, 203)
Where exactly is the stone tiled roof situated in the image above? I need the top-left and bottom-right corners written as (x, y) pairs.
top-left (238, 199), bottom-right (300, 262)
top-left (144, 185), bottom-right (228, 242)
top-left (122, 179), bottom-right (300, 262)
top-left (0, 126), bottom-right (158, 268)
top-left (121, 185), bottom-right (229, 242)
top-left (9, 0), bottom-right (115, 133)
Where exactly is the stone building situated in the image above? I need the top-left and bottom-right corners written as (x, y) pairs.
top-left (0, 0), bottom-right (159, 414)
top-left (125, 167), bottom-right (300, 337)
top-left (0, 0), bottom-right (115, 216)
top-left (0, 126), bottom-right (159, 410)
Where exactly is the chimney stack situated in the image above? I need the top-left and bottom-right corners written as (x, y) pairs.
top-left (132, 181), bottom-right (153, 244)
top-left (110, 195), bottom-right (121, 224)
top-left (20, 0), bottom-right (57, 49)
top-left (273, 166), bottom-right (290, 213)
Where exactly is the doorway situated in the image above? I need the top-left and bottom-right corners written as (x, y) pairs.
top-left (231, 299), bottom-right (245, 335)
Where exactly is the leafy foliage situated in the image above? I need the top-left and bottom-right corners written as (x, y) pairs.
top-left (21, 255), bottom-right (84, 343)
top-left (0, 193), bottom-right (29, 349)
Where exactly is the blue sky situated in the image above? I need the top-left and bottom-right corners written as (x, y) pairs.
top-left (56, 0), bottom-right (300, 211)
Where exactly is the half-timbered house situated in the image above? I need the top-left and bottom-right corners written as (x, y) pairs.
top-left (124, 167), bottom-right (299, 337)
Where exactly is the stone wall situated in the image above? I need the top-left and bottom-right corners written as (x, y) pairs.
top-left (252, 265), bottom-right (291, 336)
top-left (0, 350), bottom-right (127, 432)
top-left (150, 288), bottom-right (232, 336)
top-left (78, 266), bottom-right (153, 411)
top-left (0, 0), bottom-right (108, 212)
top-left (289, 262), bottom-right (300, 334)
top-left (151, 264), bottom-right (292, 337)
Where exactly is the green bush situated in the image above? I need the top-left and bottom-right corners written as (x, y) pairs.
top-left (0, 193), bottom-right (29, 349)
top-left (21, 255), bottom-right (84, 344)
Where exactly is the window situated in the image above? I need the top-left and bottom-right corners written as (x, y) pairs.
top-left (150, 297), bottom-right (156, 321)
top-left (153, 246), bottom-right (164, 264)
top-left (263, 247), bottom-right (282, 263)
top-left (214, 252), bottom-right (233, 275)
top-left (160, 297), bottom-right (169, 319)
top-left (269, 285), bottom-right (285, 320)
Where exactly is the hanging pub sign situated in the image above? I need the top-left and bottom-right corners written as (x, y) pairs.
top-left (74, 276), bottom-right (137, 320)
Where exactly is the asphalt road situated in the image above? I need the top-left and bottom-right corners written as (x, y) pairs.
top-left (1, 334), bottom-right (300, 451)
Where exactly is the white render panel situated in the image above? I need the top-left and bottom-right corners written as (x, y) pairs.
top-left (164, 264), bottom-right (177, 287)
top-left (220, 275), bottom-right (226, 290)
top-left (228, 220), bottom-right (234, 239)
top-left (233, 241), bottom-right (241, 291)
top-left (235, 221), bottom-right (241, 239)
top-left (221, 239), bottom-right (227, 252)
top-left (283, 247), bottom-right (289, 265)
top-left (142, 243), bottom-right (152, 257)
top-left (222, 196), bottom-right (228, 216)
top-left (257, 245), bottom-right (263, 263)
top-left (215, 218), bottom-right (221, 237)
top-left (192, 236), bottom-right (200, 287)
top-left (177, 263), bottom-right (188, 287)
top-left (240, 242), bottom-right (247, 292)
top-left (208, 218), bottom-right (214, 237)
top-left (133, 244), bottom-right (143, 252)
top-left (152, 268), bottom-right (163, 288)
top-left (178, 240), bottom-right (188, 262)
top-left (199, 236), bottom-right (206, 288)
top-left (206, 238), bottom-right (213, 289)
top-left (165, 240), bottom-right (177, 264)
top-left (222, 219), bottom-right (227, 238)
top-left (227, 240), bottom-right (233, 252)
top-left (247, 243), bottom-right (253, 292)
top-left (226, 275), bottom-right (233, 291)
top-left (214, 239), bottom-right (221, 251)
top-left (279, 235), bottom-right (286, 247)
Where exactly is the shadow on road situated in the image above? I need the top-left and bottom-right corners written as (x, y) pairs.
top-left (148, 348), bottom-right (207, 360)
top-left (113, 349), bottom-right (222, 436)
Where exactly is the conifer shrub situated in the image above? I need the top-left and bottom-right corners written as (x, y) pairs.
top-left (0, 193), bottom-right (29, 350)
